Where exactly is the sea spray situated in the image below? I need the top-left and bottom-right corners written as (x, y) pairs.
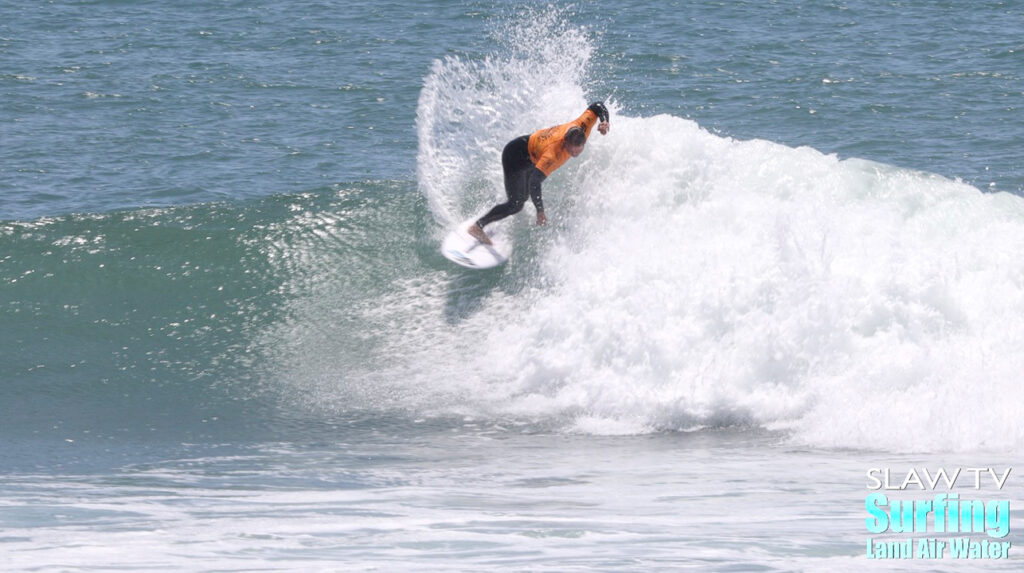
top-left (416, 5), bottom-right (597, 228)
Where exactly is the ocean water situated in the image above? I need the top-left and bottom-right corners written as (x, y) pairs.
top-left (2, 1), bottom-right (1024, 571)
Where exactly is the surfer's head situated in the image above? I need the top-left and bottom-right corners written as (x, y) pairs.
top-left (564, 126), bottom-right (586, 157)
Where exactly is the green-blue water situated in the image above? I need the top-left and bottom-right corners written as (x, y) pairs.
top-left (3, 1), bottom-right (1024, 570)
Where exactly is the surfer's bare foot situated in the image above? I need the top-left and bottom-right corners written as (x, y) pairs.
top-left (467, 223), bottom-right (492, 245)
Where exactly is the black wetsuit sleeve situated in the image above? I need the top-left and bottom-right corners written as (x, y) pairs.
top-left (528, 166), bottom-right (546, 212)
top-left (587, 101), bottom-right (610, 123)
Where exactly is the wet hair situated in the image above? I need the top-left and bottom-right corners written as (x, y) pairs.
top-left (565, 126), bottom-right (586, 147)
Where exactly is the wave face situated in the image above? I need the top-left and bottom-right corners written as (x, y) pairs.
top-left (6, 9), bottom-right (1024, 454)
top-left (0, 183), bottom-right (427, 444)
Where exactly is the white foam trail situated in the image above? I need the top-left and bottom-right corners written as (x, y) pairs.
top-left (400, 12), bottom-right (1024, 453)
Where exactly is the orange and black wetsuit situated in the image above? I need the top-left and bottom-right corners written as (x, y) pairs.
top-left (476, 102), bottom-right (610, 229)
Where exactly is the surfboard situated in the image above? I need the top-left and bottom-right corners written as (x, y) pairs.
top-left (441, 218), bottom-right (511, 269)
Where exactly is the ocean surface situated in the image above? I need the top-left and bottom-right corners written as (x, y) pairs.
top-left (3, 1), bottom-right (1024, 570)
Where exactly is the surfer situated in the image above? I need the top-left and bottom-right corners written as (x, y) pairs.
top-left (467, 101), bottom-right (611, 245)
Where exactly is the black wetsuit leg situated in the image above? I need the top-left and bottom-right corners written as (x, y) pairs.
top-left (477, 135), bottom-right (546, 229)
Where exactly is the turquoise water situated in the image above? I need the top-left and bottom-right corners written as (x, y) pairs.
top-left (3, 1), bottom-right (1024, 570)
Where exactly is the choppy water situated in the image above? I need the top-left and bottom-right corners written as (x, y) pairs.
top-left (3, 1), bottom-right (1023, 570)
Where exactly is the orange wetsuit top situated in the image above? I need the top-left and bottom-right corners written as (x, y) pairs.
top-left (527, 109), bottom-right (600, 176)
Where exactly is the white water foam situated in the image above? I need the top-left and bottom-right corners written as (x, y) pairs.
top-left (244, 11), bottom-right (1024, 454)
top-left (404, 12), bottom-right (1024, 453)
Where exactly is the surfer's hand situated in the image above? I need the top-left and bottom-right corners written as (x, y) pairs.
top-left (537, 211), bottom-right (547, 226)
top-left (598, 121), bottom-right (609, 135)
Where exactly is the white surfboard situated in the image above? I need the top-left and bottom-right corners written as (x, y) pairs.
top-left (441, 218), bottom-right (512, 269)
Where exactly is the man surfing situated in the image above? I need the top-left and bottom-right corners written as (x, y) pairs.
top-left (467, 101), bottom-right (611, 245)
